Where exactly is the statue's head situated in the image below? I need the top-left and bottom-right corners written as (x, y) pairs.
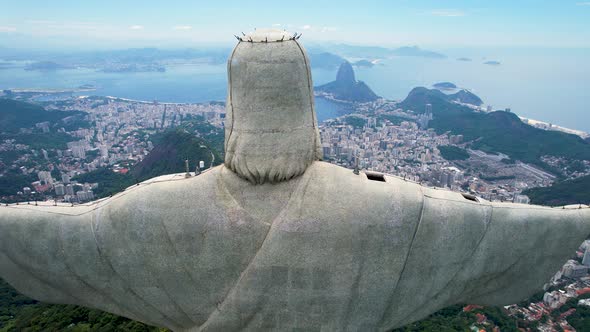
top-left (224, 28), bottom-right (322, 184)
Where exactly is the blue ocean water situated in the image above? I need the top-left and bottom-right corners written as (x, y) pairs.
top-left (1, 47), bottom-right (589, 131)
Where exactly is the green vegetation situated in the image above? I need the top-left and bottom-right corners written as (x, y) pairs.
top-left (0, 132), bottom-right (76, 150)
top-left (438, 145), bottom-right (469, 161)
top-left (72, 168), bottom-right (135, 199)
top-left (0, 172), bottom-right (36, 197)
top-left (0, 150), bottom-right (23, 165)
top-left (392, 305), bottom-right (472, 332)
top-left (567, 305), bottom-right (590, 331)
top-left (131, 128), bottom-right (222, 181)
top-left (0, 99), bottom-right (84, 133)
top-left (524, 174), bottom-right (590, 206)
top-left (343, 116), bottom-right (366, 129)
top-left (392, 304), bottom-right (519, 332)
top-left (378, 114), bottom-right (414, 126)
top-left (401, 87), bottom-right (590, 173)
top-left (178, 116), bottom-right (225, 155)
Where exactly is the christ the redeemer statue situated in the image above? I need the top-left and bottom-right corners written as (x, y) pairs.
top-left (0, 29), bottom-right (589, 332)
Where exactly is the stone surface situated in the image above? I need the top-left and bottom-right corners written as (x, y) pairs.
top-left (1, 29), bottom-right (590, 332)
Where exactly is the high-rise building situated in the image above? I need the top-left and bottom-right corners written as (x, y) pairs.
top-left (76, 190), bottom-right (94, 202)
top-left (99, 145), bottom-right (109, 158)
top-left (55, 184), bottom-right (65, 196)
top-left (65, 184), bottom-right (75, 196)
top-left (513, 195), bottom-right (531, 204)
top-left (583, 247), bottom-right (590, 267)
top-left (37, 171), bottom-right (53, 185)
top-left (563, 260), bottom-right (588, 278)
top-left (72, 146), bottom-right (86, 159)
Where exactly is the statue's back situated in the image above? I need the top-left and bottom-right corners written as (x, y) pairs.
top-left (2, 162), bottom-right (590, 331)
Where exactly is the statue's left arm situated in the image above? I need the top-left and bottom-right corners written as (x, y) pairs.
top-left (383, 186), bottom-right (590, 329)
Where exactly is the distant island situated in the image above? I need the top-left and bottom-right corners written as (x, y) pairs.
top-left (433, 82), bottom-right (457, 90)
top-left (457, 57), bottom-right (472, 62)
top-left (99, 63), bottom-right (165, 73)
top-left (484, 60), bottom-right (501, 66)
top-left (24, 61), bottom-right (71, 71)
top-left (352, 59), bottom-right (375, 68)
top-left (310, 44), bottom-right (446, 60)
top-left (77, 84), bottom-right (96, 90)
top-left (315, 62), bottom-right (380, 102)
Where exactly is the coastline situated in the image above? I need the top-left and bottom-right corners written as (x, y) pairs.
top-left (519, 116), bottom-right (589, 139)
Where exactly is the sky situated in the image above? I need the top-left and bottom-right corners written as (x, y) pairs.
top-left (0, 0), bottom-right (589, 50)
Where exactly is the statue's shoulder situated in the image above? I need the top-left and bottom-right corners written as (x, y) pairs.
top-left (102, 166), bottom-right (223, 212)
top-left (302, 161), bottom-right (424, 210)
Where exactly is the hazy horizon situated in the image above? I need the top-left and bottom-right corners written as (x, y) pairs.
top-left (1, 0), bottom-right (590, 49)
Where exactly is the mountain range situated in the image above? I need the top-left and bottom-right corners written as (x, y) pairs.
top-left (401, 87), bottom-right (590, 173)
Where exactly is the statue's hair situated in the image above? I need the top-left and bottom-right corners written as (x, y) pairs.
top-left (224, 126), bottom-right (322, 184)
top-left (223, 37), bottom-right (322, 184)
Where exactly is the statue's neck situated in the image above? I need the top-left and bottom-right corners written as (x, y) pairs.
top-left (219, 165), bottom-right (302, 224)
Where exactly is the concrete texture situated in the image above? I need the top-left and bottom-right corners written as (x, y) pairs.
top-left (1, 29), bottom-right (590, 331)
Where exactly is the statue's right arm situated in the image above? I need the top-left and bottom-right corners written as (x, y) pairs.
top-left (0, 204), bottom-right (151, 325)
top-left (454, 203), bottom-right (590, 306)
top-left (0, 206), bottom-right (81, 304)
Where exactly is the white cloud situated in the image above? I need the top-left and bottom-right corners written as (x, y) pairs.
top-left (0, 26), bottom-right (17, 32)
top-left (271, 23), bottom-right (282, 27)
top-left (173, 25), bottom-right (192, 31)
top-left (577, 2), bottom-right (590, 5)
top-left (429, 9), bottom-right (466, 17)
top-left (301, 25), bottom-right (312, 30)
top-left (129, 25), bottom-right (144, 30)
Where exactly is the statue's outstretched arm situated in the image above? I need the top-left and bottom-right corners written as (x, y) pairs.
top-left (0, 204), bottom-right (160, 327)
top-left (381, 189), bottom-right (590, 329)
top-left (456, 203), bottom-right (590, 306)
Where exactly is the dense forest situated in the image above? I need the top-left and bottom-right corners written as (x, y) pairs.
top-left (525, 174), bottom-right (590, 206)
top-left (0, 99), bottom-right (85, 133)
top-left (437, 145), bottom-right (469, 161)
